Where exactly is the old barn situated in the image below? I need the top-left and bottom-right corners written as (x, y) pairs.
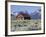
top-left (16, 11), bottom-right (31, 20)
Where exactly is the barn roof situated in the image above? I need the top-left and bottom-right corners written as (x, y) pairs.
top-left (16, 11), bottom-right (30, 17)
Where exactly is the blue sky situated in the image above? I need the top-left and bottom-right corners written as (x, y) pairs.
top-left (11, 5), bottom-right (41, 15)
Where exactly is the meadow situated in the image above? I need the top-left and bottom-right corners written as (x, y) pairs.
top-left (11, 19), bottom-right (41, 32)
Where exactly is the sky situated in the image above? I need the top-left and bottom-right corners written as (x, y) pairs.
top-left (11, 5), bottom-right (41, 16)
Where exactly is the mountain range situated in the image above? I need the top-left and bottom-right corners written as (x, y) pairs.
top-left (11, 11), bottom-right (41, 19)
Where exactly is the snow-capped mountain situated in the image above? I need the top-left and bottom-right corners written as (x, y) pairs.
top-left (31, 11), bottom-right (41, 19)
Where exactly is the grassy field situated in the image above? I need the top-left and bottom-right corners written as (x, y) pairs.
top-left (11, 19), bottom-right (41, 31)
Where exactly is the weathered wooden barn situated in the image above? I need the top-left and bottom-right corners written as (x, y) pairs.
top-left (16, 11), bottom-right (31, 20)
